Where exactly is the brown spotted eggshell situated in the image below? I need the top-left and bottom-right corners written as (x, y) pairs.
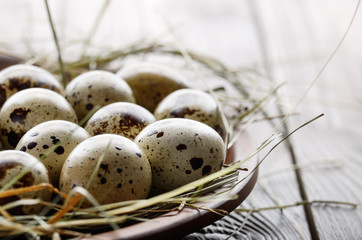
top-left (135, 118), bottom-right (226, 194)
top-left (0, 64), bottom-right (64, 108)
top-left (117, 63), bottom-right (188, 112)
top-left (15, 120), bottom-right (90, 188)
top-left (59, 134), bottom-right (152, 207)
top-left (85, 102), bottom-right (156, 140)
top-left (0, 88), bottom-right (78, 149)
top-left (0, 150), bottom-right (52, 214)
top-left (65, 70), bottom-right (135, 121)
top-left (154, 88), bottom-right (226, 140)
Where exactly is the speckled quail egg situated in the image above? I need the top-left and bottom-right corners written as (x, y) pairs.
top-left (85, 102), bottom-right (156, 140)
top-left (0, 88), bottom-right (78, 149)
top-left (135, 118), bottom-right (226, 194)
top-left (154, 89), bottom-right (226, 140)
top-left (117, 63), bottom-right (188, 112)
top-left (59, 134), bottom-right (152, 207)
top-left (65, 70), bottom-right (135, 121)
top-left (0, 150), bottom-right (52, 214)
top-left (0, 64), bottom-right (64, 108)
top-left (15, 120), bottom-right (90, 187)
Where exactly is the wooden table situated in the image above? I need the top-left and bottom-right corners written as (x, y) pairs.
top-left (1, 1), bottom-right (361, 239)
top-left (181, 1), bottom-right (362, 239)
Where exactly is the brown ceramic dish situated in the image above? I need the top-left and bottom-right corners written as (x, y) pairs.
top-left (0, 53), bottom-right (22, 70)
top-left (0, 56), bottom-right (258, 239)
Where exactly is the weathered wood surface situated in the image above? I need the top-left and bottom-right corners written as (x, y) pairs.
top-left (183, 1), bottom-right (362, 239)
top-left (1, 1), bottom-right (361, 239)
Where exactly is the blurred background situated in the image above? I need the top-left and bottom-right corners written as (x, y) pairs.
top-left (1, 0), bottom-right (361, 128)
top-left (1, 0), bottom-right (361, 239)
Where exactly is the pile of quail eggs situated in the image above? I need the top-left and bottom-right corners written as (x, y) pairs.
top-left (0, 63), bottom-right (226, 213)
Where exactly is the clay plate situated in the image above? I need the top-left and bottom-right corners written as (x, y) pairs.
top-left (0, 56), bottom-right (258, 240)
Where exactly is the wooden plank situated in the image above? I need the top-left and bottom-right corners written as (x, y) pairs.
top-left (185, 0), bottom-right (362, 239)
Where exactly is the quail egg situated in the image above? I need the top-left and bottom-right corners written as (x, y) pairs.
top-left (117, 63), bottom-right (188, 112)
top-left (59, 134), bottom-right (152, 207)
top-left (65, 70), bottom-right (135, 121)
top-left (85, 102), bottom-right (156, 140)
top-left (0, 64), bottom-right (64, 108)
top-left (0, 150), bottom-right (52, 214)
top-left (135, 118), bottom-right (226, 193)
top-left (154, 89), bottom-right (226, 140)
top-left (0, 88), bottom-right (78, 149)
top-left (15, 120), bottom-right (90, 187)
